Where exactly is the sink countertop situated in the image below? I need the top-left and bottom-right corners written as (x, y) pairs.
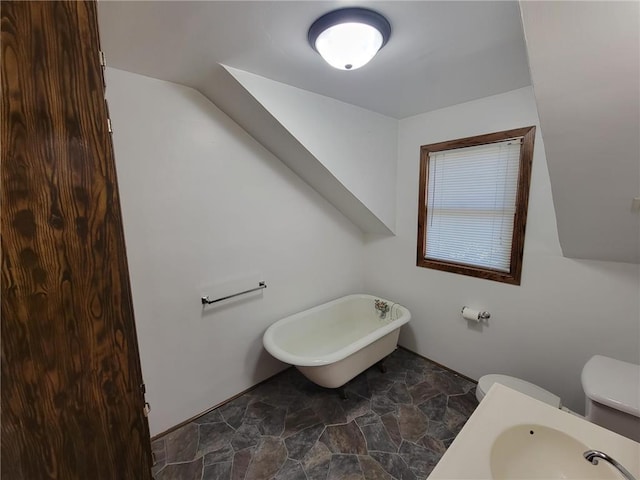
top-left (428, 383), bottom-right (640, 479)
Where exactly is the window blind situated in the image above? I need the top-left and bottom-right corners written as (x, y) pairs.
top-left (425, 138), bottom-right (522, 272)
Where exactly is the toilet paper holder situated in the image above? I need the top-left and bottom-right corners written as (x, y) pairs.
top-left (461, 306), bottom-right (491, 321)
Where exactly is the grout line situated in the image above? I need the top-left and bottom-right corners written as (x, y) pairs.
top-left (195, 424), bottom-right (201, 461)
top-left (164, 459), bottom-right (203, 466)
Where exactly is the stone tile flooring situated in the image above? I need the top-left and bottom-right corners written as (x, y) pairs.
top-left (152, 348), bottom-right (478, 480)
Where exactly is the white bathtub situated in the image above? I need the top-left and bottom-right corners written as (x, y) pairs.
top-left (263, 294), bottom-right (411, 389)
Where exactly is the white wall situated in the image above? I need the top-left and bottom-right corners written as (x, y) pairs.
top-left (105, 68), bottom-right (364, 436)
top-left (362, 87), bottom-right (640, 413)
top-left (107, 65), bottom-right (639, 433)
top-left (224, 66), bottom-right (398, 232)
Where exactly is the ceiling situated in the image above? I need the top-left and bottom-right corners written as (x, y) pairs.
top-left (98, 1), bottom-right (640, 263)
top-left (97, 1), bottom-right (532, 119)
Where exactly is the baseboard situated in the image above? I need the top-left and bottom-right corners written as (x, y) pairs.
top-left (150, 366), bottom-right (292, 441)
top-left (397, 345), bottom-right (477, 385)
top-left (152, 347), bottom-right (475, 441)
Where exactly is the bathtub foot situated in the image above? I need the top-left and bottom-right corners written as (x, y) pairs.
top-left (378, 359), bottom-right (387, 373)
top-left (338, 387), bottom-right (349, 400)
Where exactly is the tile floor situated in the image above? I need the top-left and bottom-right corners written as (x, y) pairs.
top-left (152, 348), bottom-right (478, 480)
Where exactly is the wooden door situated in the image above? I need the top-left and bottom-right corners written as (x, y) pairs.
top-left (1, 1), bottom-right (153, 478)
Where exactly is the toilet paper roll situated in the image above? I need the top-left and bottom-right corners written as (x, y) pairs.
top-left (461, 307), bottom-right (481, 322)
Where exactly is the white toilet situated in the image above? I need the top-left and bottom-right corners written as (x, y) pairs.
top-left (476, 374), bottom-right (563, 408)
top-left (582, 355), bottom-right (640, 442)
top-left (476, 355), bottom-right (640, 442)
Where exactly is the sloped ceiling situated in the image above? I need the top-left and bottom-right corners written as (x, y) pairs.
top-left (203, 65), bottom-right (397, 234)
top-left (520, 1), bottom-right (640, 263)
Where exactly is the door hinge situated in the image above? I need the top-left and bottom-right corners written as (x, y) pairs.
top-left (144, 402), bottom-right (151, 417)
top-left (104, 99), bottom-right (113, 133)
top-left (98, 50), bottom-right (107, 90)
top-left (140, 383), bottom-right (146, 394)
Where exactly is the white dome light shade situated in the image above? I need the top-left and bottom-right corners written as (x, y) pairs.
top-left (308, 8), bottom-right (391, 71)
top-left (315, 23), bottom-right (383, 70)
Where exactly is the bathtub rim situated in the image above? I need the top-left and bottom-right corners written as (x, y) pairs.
top-left (262, 293), bottom-right (411, 367)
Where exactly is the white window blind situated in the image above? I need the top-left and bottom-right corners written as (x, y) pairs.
top-left (425, 138), bottom-right (522, 272)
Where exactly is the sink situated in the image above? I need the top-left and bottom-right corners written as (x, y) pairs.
top-left (490, 424), bottom-right (618, 479)
top-left (427, 385), bottom-right (640, 480)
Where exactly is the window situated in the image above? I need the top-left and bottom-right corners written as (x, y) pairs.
top-left (417, 126), bottom-right (535, 285)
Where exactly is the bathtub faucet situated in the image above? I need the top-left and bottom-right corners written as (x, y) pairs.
top-left (584, 450), bottom-right (636, 480)
top-left (374, 299), bottom-right (389, 319)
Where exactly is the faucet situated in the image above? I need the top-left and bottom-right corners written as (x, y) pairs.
top-left (374, 299), bottom-right (389, 319)
top-left (584, 450), bottom-right (637, 480)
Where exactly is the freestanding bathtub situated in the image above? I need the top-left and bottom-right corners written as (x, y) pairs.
top-left (263, 294), bottom-right (411, 389)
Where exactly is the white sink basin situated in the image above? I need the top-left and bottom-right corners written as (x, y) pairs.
top-left (427, 384), bottom-right (640, 479)
top-left (490, 424), bottom-right (617, 479)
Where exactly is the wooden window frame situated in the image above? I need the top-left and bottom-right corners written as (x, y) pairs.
top-left (416, 126), bottom-right (536, 285)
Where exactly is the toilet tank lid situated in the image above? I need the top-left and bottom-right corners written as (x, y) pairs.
top-left (581, 355), bottom-right (640, 418)
top-left (479, 374), bottom-right (561, 408)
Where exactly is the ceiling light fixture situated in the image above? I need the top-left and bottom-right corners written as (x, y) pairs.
top-left (308, 7), bottom-right (391, 71)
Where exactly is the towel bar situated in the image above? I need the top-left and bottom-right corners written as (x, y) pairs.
top-left (201, 281), bottom-right (267, 305)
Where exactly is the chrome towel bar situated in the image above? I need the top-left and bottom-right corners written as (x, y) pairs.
top-left (201, 281), bottom-right (267, 305)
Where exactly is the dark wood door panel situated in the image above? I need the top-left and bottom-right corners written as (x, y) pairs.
top-left (1, 1), bottom-right (152, 478)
